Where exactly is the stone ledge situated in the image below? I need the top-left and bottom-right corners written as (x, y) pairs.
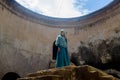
top-left (17, 65), bottom-right (118, 80)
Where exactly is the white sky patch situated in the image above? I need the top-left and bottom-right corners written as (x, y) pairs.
top-left (15, 0), bottom-right (89, 18)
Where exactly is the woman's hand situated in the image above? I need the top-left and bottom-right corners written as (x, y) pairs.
top-left (58, 47), bottom-right (60, 52)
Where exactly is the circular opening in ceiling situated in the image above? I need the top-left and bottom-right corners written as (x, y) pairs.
top-left (15, 0), bottom-right (113, 18)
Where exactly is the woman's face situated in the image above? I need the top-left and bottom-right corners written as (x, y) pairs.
top-left (61, 31), bottom-right (65, 36)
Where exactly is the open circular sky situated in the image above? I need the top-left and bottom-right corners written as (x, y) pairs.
top-left (15, 0), bottom-right (113, 18)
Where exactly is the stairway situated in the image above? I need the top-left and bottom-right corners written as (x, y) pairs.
top-left (49, 60), bottom-right (56, 69)
top-left (17, 65), bottom-right (118, 80)
top-left (49, 60), bottom-right (75, 69)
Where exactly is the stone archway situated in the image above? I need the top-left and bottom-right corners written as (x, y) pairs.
top-left (52, 40), bottom-right (58, 60)
top-left (2, 72), bottom-right (20, 80)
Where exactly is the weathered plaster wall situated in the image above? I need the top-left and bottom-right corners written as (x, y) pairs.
top-left (0, 3), bottom-right (75, 78)
top-left (0, 0), bottom-right (120, 79)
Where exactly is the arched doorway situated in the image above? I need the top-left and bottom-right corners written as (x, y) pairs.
top-left (52, 40), bottom-right (58, 60)
top-left (2, 72), bottom-right (20, 80)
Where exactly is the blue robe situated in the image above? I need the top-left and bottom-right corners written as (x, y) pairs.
top-left (55, 34), bottom-right (70, 68)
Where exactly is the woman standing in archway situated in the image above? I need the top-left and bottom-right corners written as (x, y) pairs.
top-left (55, 29), bottom-right (70, 68)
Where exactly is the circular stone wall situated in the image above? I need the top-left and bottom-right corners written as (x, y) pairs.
top-left (0, 0), bottom-right (120, 79)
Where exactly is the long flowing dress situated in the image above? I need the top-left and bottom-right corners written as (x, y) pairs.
top-left (55, 34), bottom-right (70, 68)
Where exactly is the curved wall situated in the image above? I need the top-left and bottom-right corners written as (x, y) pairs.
top-left (0, 0), bottom-right (120, 79)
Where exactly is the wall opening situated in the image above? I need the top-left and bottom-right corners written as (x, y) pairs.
top-left (2, 72), bottom-right (21, 80)
top-left (52, 40), bottom-right (58, 60)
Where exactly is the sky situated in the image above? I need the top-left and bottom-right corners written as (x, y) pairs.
top-left (15, 0), bottom-right (113, 18)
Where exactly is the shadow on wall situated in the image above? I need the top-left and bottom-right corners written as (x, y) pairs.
top-left (2, 72), bottom-right (20, 80)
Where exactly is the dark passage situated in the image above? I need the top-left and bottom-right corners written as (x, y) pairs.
top-left (2, 72), bottom-right (20, 80)
top-left (52, 41), bottom-right (58, 60)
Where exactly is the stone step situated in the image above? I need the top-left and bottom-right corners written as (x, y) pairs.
top-left (49, 60), bottom-right (75, 69)
top-left (17, 75), bottom-right (63, 80)
top-left (27, 65), bottom-right (76, 78)
top-left (27, 68), bottom-right (73, 80)
top-left (49, 60), bottom-right (56, 69)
